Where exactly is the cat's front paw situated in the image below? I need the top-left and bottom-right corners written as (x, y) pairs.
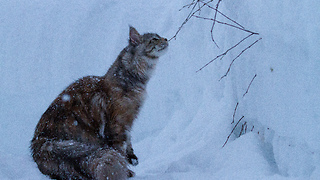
top-left (127, 153), bottom-right (138, 166)
top-left (128, 169), bottom-right (135, 177)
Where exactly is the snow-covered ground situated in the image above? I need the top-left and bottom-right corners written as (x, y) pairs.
top-left (1, 0), bottom-right (319, 179)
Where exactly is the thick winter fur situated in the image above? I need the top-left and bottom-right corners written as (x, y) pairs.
top-left (31, 27), bottom-right (168, 180)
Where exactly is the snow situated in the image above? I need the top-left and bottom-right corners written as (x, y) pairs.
top-left (0, 0), bottom-right (319, 179)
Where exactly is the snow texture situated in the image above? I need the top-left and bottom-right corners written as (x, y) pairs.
top-left (0, 0), bottom-right (319, 179)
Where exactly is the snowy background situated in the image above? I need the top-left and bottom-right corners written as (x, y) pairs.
top-left (1, 0), bottom-right (319, 179)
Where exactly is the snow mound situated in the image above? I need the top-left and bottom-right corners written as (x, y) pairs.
top-left (0, 0), bottom-right (319, 179)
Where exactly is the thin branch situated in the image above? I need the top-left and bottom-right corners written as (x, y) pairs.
top-left (209, 0), bottom-right (222, 48)
top-left (219, 37), bottom-right (262, 80)
top-left (212, 0), bottom-right (221, 29)
top-left (169, 0), bottom-right (214, 41)
top-left (169, 2), bottom-right (198, 41)
top-left (192, 15), bottom-right (259, 35)
top-left (232, 102), bottom-right (239, 124)
top-left (196, 33), bottom-right (254, 72)
top-left (243, 74), bottom-right (257, 97)
top-left (197, 1), bottom-right (202, 14)
top-left (179, 0), bottom-right (197, 11)
top-left (203, 2), bottom-right (245, 29)
top-left (222, 116), bottom-right (245, 148)
top-left (239, 121), bottom-right (247, 137)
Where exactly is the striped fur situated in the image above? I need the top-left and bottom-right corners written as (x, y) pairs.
top-left (31, 27), bottom-right (168, 179)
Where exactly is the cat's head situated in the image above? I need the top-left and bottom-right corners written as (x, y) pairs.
top-left (129, 26), bottom-right (168, 58)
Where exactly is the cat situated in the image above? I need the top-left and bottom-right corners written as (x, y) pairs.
top-left (30, 26), bottom-right (168, 180)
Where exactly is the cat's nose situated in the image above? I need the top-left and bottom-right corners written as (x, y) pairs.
top-left (163, 38), bottom-right (167, 41)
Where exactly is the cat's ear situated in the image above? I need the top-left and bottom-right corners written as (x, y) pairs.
top-left (129, 26), bottom-right (142, 46)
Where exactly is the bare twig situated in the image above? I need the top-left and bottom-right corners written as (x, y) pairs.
top-left (232, 102), bottom-right (239, 124)
top-left (209, 0), bottom-right (222, 48)
top-left (196, 33), bottom-right (255, 72)
top-left (197, 1), bottom-right (202, 14)
top-left (243, 74), bottom-right (257, 97)
top-left (169, 2), bottom-right (198, 41)
top-left (239, 121), bottom-right (247, 137)
top-left (192, 15), bottom-right (259, 35)
top-left (202, 2), bottom-right (245, 29)
top-left (226, 74), bottom-right (257, 139)
top-left (222, 116), bottom-right (245, 148)
top-left (179, 0), bottom-right (197, 11)
top-left (219, 37), bottom-right (262, 80)
top-left (172, 0), bottom-right (261, 78)
top-left (170, 0), bottom-right (214, 41)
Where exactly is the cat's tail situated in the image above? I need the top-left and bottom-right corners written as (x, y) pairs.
top-left (83, 148), bottom-right (134, 180)
top-left (30, 137), bottom-right (99, 179)
top-left (31, 137), bottom-right (132, 180)
top-left (31, 137), bottom-right (99, 159)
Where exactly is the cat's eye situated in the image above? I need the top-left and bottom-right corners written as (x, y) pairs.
top-left (151, 38), bottom-right (159, 42)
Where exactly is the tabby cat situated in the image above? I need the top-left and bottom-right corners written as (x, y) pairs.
top-left (31, 26), bottom-right (168, 180)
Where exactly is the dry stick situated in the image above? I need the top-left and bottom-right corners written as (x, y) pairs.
top-left (169, 2), bottom-right (199, 41)
top-left (209, 0), bottom-right (222, 48)
top-left (222, 116), bottom-right (245, 148)
top-left (172, 0), bottom-right (259, 47)
top-left (180, 0), bottom-right (211, 11)
top-left (239, 121), bottom-right (247, 137)
top-left (232, 102), bottom-right (239, 124)
top-left (202, 2), bottom-right (245, 29)
top-left (197, 0), bottom-right (202, 13)
top-left (192, 15), bottom-right (259, 35)
top-left (179, 0), bottom-right (197, 11)
top-left (243, 74), bottom-right (257, 97)
top-left (219, 37), bottom-right (262, 80)
top-left (172, 0), bottom-right (247, 42)
top-left (170, 0), bottom-right (214, 41)
top-left (196, 33), bottom-right (254, 72)
top-left (232, 74), bottom-right (257, 124)
top-left (198, 0), bottom-right (245, 30)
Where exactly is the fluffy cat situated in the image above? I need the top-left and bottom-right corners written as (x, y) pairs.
top-left (31, 26), bottom-right (168, 180)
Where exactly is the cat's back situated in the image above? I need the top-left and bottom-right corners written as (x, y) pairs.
top-left (33, 75), bottom-right (106, 141)
top-left (48, 75), bottom-right (104, 114)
